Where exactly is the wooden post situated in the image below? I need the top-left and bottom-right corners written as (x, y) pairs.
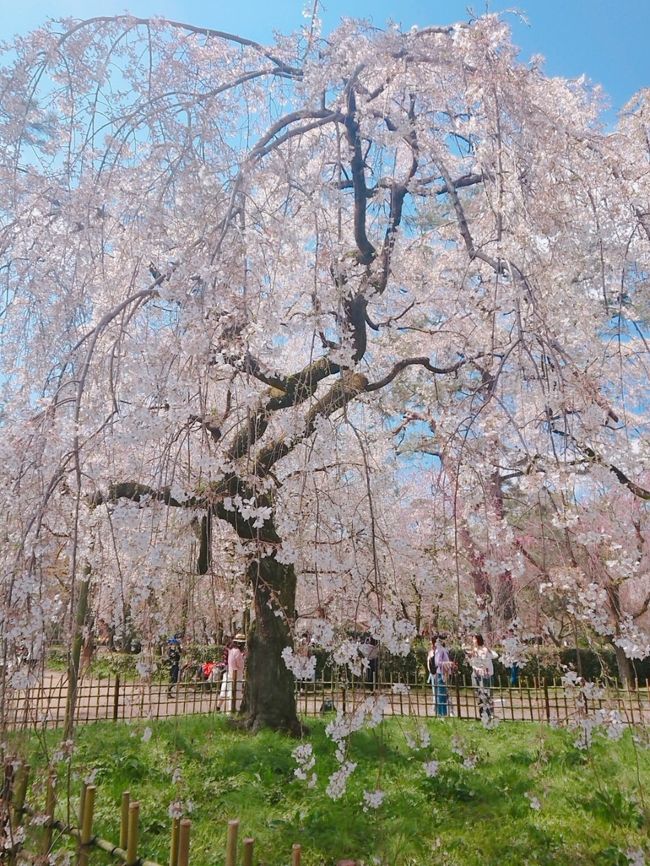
top-left (3, 760), bottom-right (15, 866)
top-left (11, 763), bottom-right (29, 829)
top-left (78, 780), bottom-right (88, 833)
top-left (225, 819), bottom-right (239, 866)
top-left (42, 771), bottom-right (56, 855)
top-left (230, 670), bottom-right (238, 714)
top-left (292, 843), bottom-right (302, 865)
top-left (77, 784), bottom-right (96, 866)
top-left (126, 801), bottom-right (140, 866)
top-left (7, 764), bottom-right (29, 866)
top-left (242, 837), bottom-right (255, 866)
top-left (169, 816), bottom-right (180, 866)
top-left (120, 791), bottom-right (130, 850)
top-left (113, 675), bottom-right (121, 722)
top-left (178, 818), bottom-right (191, 866)
top-left (544, 680), bottom-right (551, 722)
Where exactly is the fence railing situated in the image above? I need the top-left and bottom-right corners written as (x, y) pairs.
top-left (1, 759), bottom-right (304, 866)
top-left (295, 673), bottom-right (650, 726)
top-left (2, 671), bottom-right (648, 732)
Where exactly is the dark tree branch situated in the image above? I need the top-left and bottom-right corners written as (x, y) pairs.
top-left (366, 354), bottom-right (477, 392)
top-left (343, 87), bottom-right (376, 265)
top-left (551, 428), bottom-right (650, 500)
top-left (227, 356), bottom-right (340, 461)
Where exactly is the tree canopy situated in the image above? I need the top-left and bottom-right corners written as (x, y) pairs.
top-left (0, 13), bottom-right (648, 729)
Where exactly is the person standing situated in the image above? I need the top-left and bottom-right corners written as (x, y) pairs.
top-left (502, 627), bottom-right (521, 687)
top-left (427, 635), bottom-right (450, 717)
top-left (166, 636), bottom-right (182, 696)
top-left (468, 633), bottom-right (495, 720)
top-left (218, 633), bottom-right (246, 712)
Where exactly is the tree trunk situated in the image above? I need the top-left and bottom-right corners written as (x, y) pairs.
top-left (613, 641), bottom-right (635, 688)
top-left (63, 567), bottom-right (91, 740)
top-left (243, 555), bottom-right (301, 733)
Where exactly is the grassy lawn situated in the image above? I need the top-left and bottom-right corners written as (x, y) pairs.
top-left (11, 714), bottom-right (649, 866)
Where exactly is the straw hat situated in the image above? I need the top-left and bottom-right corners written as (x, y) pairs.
top-left (233, 633), bottom-right (246, 643)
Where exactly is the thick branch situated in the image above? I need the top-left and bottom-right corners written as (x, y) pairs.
top-left (344, 87), bottom-right (376, 265)
top-left (366, 354), bottom-right (475, 392)
top-left (253, 372), bottom-right (369, 474)
top-left (227, 356), bottom-right (340, 461)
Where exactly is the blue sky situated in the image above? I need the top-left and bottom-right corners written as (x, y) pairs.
top-left (1, 0), bottom-right (648, 111)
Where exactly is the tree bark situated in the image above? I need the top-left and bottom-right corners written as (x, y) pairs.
top-left (613, 641), bottom-right (635, 687)
top-left (243, 555), bottom-right (301, 733)
top-left (63, 567), bottom-right (91, 740)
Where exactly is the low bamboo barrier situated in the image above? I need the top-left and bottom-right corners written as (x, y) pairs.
top-left (2, 758), bottom-right (303, 866)
top-left (1, 669), bottom-right (648, 732)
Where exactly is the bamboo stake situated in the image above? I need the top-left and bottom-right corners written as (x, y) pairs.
top-left (292, 842), bottom-right (302, 865)
top-left (225, 819), bottom-right (239, 866)
top-left (113, 675), bottom-right (121, 722)
top-left (78, 784), bottom-right (96, 866)
top-left (242, 837), bottom-right (255, 866)
top-left (11, 763), bottom-right (29, 830)
top-left (126, 801), bottom-right (140, 866)
top-left (178, 818), bottom-right (191, 866)
top-left (3, 759), bottom-right (15, 866)
top-left (120, 791), bottom-right (130, 850)
top-left (42, 771), bottom-right (56, 855)
top-left (169, 816), bottom-right (180, 866)
top-left (78, 780), bottom-right (87, 833)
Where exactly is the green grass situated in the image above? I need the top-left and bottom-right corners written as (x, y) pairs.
top-left (12, 715), bottom-right (649, 866)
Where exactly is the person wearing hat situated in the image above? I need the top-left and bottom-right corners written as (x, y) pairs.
top-left (217, 633), bottom-right (246, 712)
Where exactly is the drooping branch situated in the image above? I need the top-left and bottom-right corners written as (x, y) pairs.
top-left (60, 16), bottom-right (304, 79)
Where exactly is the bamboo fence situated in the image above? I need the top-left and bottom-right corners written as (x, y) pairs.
top-left (2, 759), bottom-right (303, 866)
top-left (1, 670), bottom-right (648, 732)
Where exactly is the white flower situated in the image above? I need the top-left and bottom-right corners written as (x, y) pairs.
top-left (168, 801), bottom-right (183, 819)
top-left (423, 760), bottom-right (439, 778)
top-left (325, 761), bottom-right (357, 800)
top-left (524, 792), bottom-right (541, 811)
top-left (391, 682), bottom-right (410, 695)
top-left (282, 647), bottom-right (316, 680)
top-left (362, 789), bottom-right (385, 811)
